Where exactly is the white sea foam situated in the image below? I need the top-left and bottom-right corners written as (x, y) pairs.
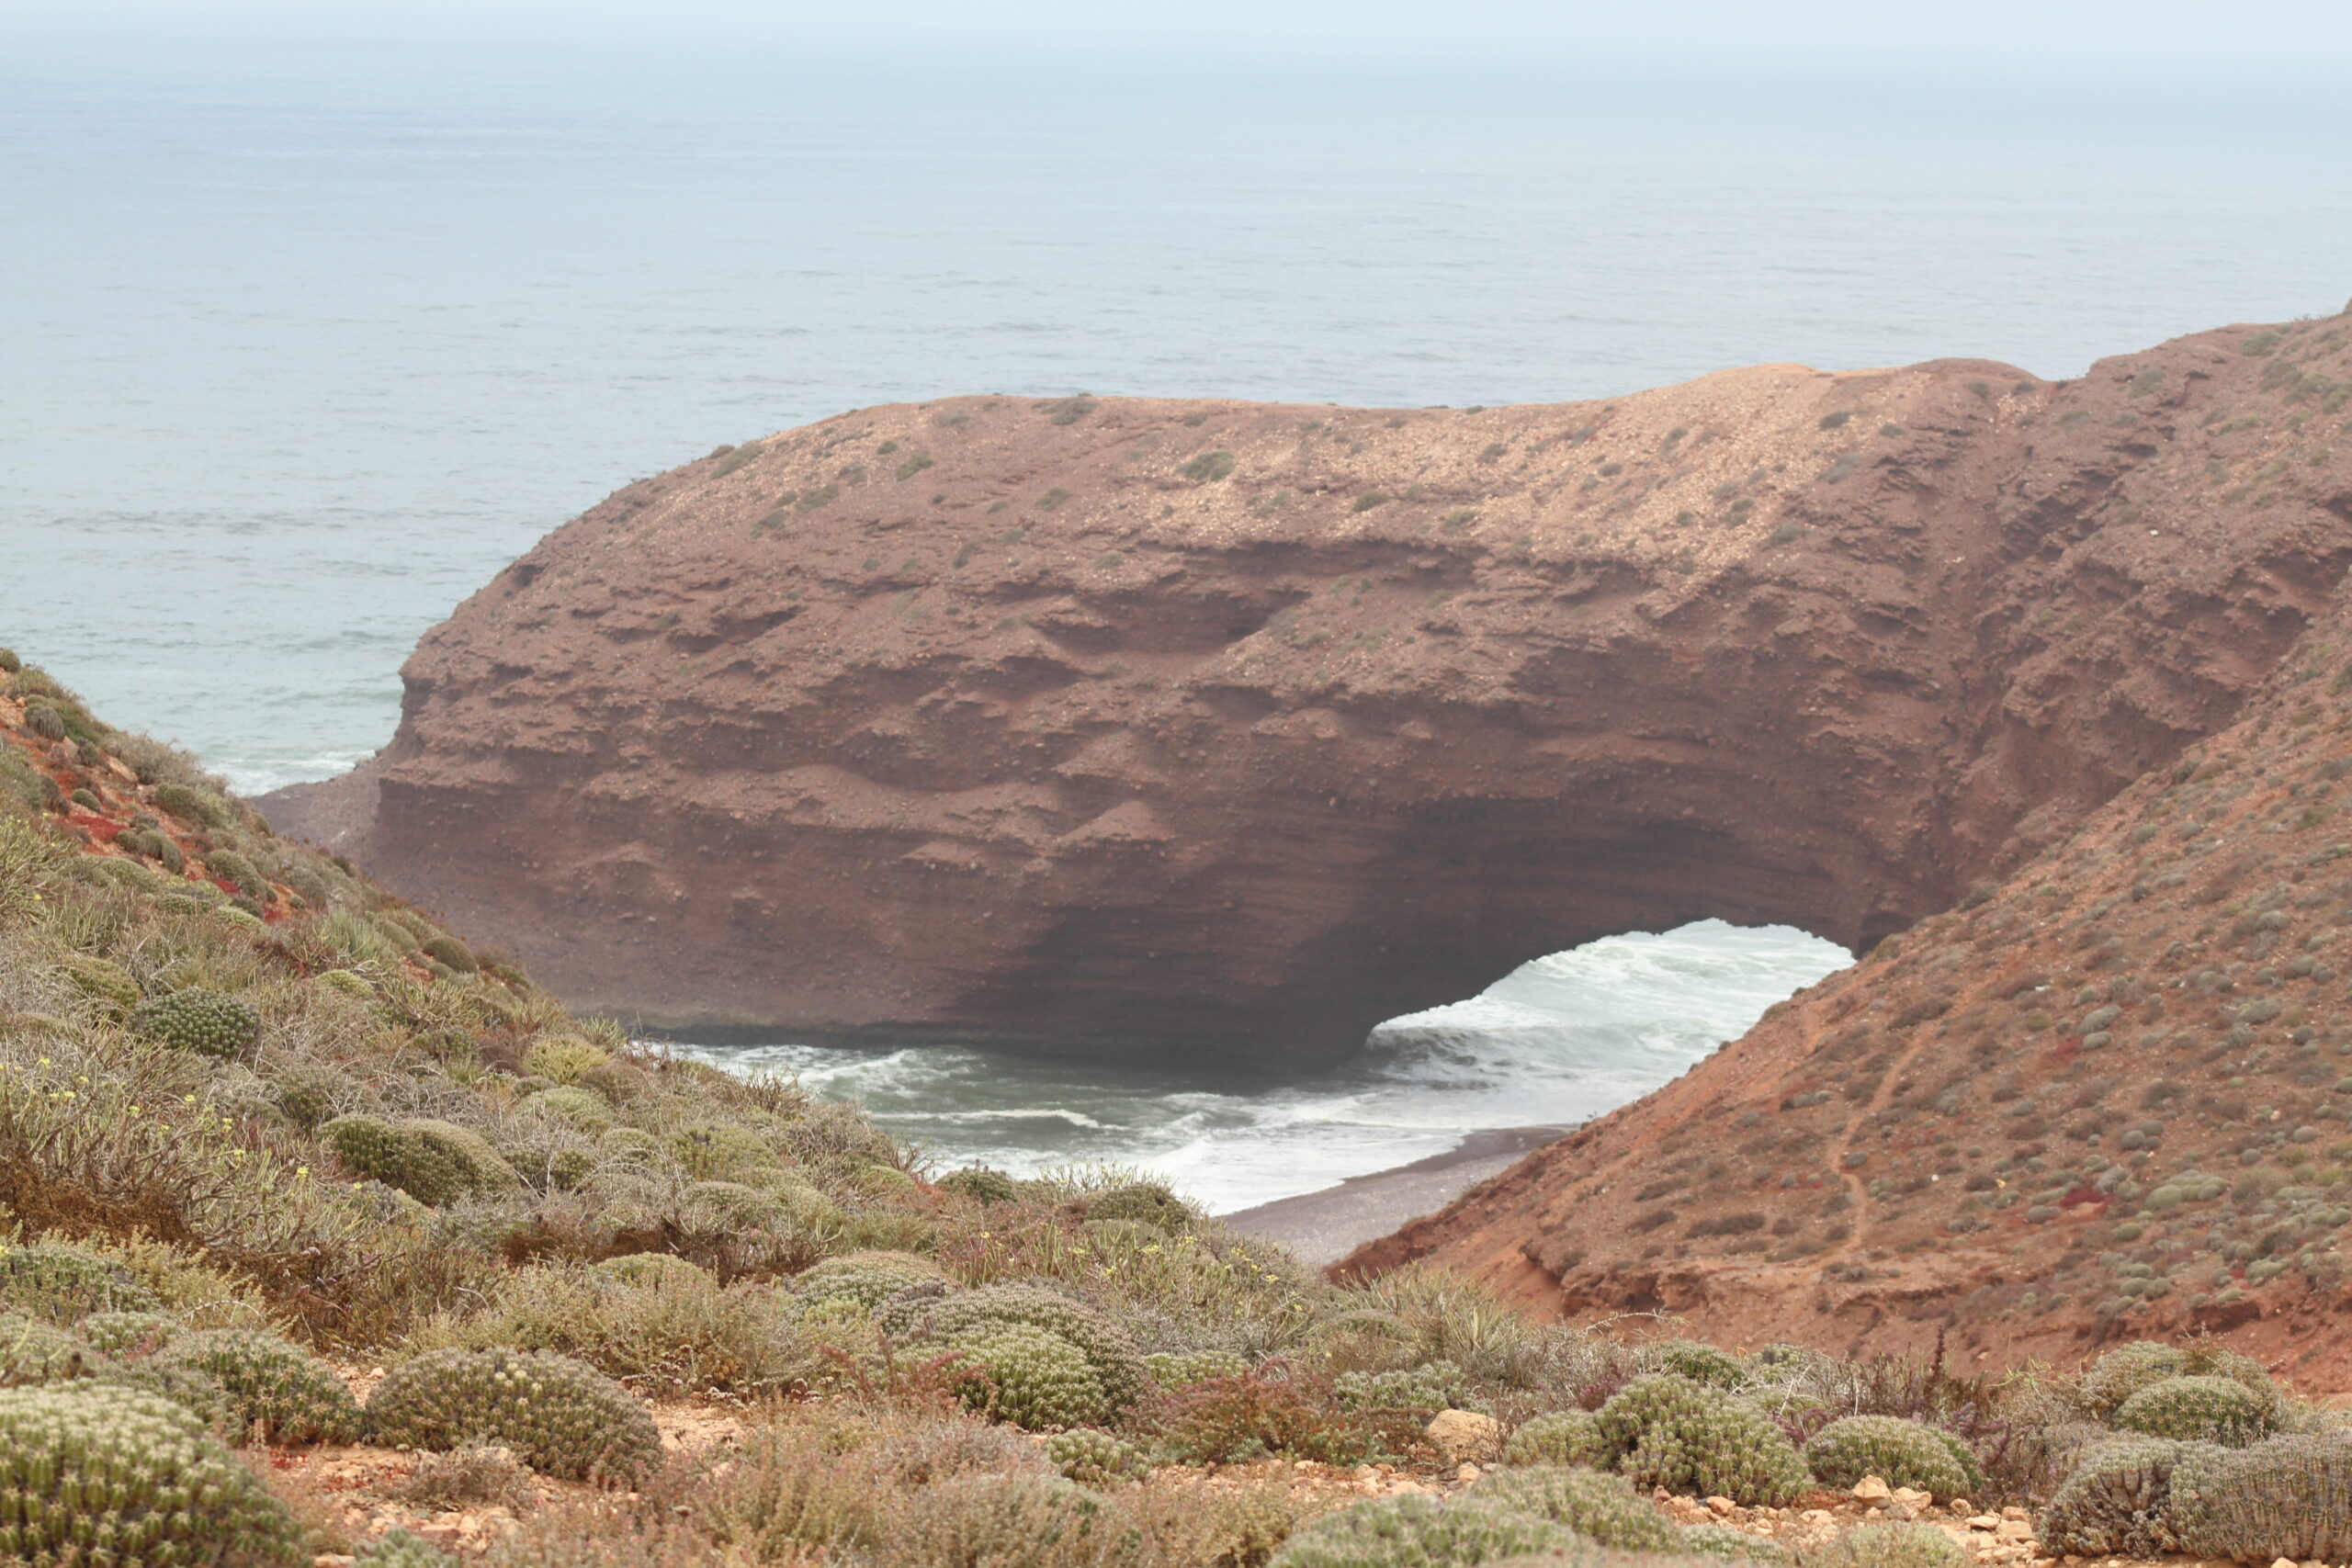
top-left (683, 918), bottom-right (1849, 1213)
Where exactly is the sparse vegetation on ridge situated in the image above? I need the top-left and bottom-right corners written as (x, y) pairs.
top-left (3, 650), bottom-right (2349, 1565)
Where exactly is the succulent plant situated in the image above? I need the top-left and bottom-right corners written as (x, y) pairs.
top-left (938, 1166), bottom-right (1020, 1204)
top-left (1084, 1181), bottom-right (1193, 1230)
top-left (1267, 1492), bottom-right (1579, 1568)
top-left (2170, 1430), bottom-right (2352, 1562)
top-left (23, 704), bottom-right (66, 741)
top-left (1147, 1349), bottom-right (1254, 1388)
top-left (888, 1472), bottom-right (1112, 1564)
top-left (54, 953), bottom-right (140, 1016)
top-left (787, 1249), bottom-right (945, 1317)
top-left (668, 1121), bottom-right (783, 1183)
top-left (321, 1114), bottom-right (468, 1205)
top-left (155, 1327), bottom-right (364, 1444)
top-left (522, 1035), bottom-right (612, 1085)
top-left (1804, 1416), bottom-right (1982, 1498)
top-left (898, 1282), bottom-right (1149, 1413)
top-left (420, 933), bottom-right (478, 973)
top-left (1594, 1373), bottom-right (1720, 1460)
top-left (405, 1118), bottom-right (522, 1194)
top-left (2112, 1374), bottom-right (2281, 1448)
top-left (1334, 1359), bottom-right (1468, 1414)
top-left (267, 1064), bottom-right (352, 1131)
top-left (2078, 1339), bottom-right (2276, 1419)
top-left (317, 968), bottom-right (374, 1000)
top-left (588, 1252), bottom-right (708, 1288)
top-left (1622, 1402), bottom-right (1810, 1506)
top-left (128, 987), bottom-right (261, 1057)
top-left (1650, 1339), bottom-right (1747, 1389)
top-left (202, 849), bottom-right (268, 901)
top-left (1679, 1523), bottom-right (1796, 1564)
top-left (0, 1313), bottom-right (103, 1384)
top-left (91, 1359), bottom-right (235, 1429)
top-left (1807, 1523), bottom-right (1968, 1568)
top-left (530, 1083), bottom-right (616, 1131)
top-left (1469, 1464), bottom-right (1677, 1550)
top-left (355, 1529), bottom-right (461, 1568)
top-left (367, 1348), bottom-right (663, 1481)
top-left (0, 1240), bottom-right (161, 1322)
top-left (1045, 1426), bottom-right (1153, 1484)
top-left (152, 783), bottom-right (229, 829)
top-left (1504, 1410), bottom-right (1611, 1467)
top-left (0, 649), bottom-right (17, 674)
top-left (75, 1310), bottom-right (179, 1356)
top-left (2039, 1436), bottom-right (2207, 1557)
top-left (0, 1382), bottom-right (304, 1565)
top-left (944, 1324), bottom-right (1113, 1430)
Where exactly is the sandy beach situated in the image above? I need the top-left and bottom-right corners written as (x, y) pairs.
top-left (1218, 1126), bottom-right (1567, 1266)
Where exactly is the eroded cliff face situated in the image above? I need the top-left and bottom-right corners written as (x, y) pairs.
top-left (266, 319), bottom-right (2352, 1065)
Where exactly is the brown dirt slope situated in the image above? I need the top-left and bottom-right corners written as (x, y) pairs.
top-left (1343, 585), bottom-right (2352, 1389)
top-left (266, 317), bottom-right (2352, 1063)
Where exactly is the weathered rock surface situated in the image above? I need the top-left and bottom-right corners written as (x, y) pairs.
top-left (266, 319), bottom-right (2352, 1066)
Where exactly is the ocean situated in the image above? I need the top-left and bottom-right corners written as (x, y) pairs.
top-left (3, 28), bottom-right (2345, 1202)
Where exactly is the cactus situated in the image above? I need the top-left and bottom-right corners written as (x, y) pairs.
top-left (1267, 1492), bottom-right (1579, 1568)
top-left (938, 1167), bottom-right (1020, 1204)
top-left (530, 1084), bottom-right (616, 1132)
top-left (1807, 1523), bottom-right (1968, 1568)
top-left (1679, 1523), bottom-right (1796, 1564)
top-left (2170, 1430), bottom-right (2352, 1562)
top-left (1594, 1373), bottom-right (1720, 1459)
top-left (420, 933), bottom-right (477, 973)
top-left (1622, 1402), bottom-right (1810, 1506)
top-left (152, 782), bottom-right (229, 829)
top-left (944, 1324), bottom-right (1112, 1430)
top-left (1469, 1465), bottom-right (1677, 1551)
top-left (1084, 1181), bottom-right (1193, 1230)
top-left (2039, 1437), bottom-right (2208, 1557)
top-left (1148, 1349), bottom-right (1254, 1388)
top-left (889, 1472), bottom-right (1113, 1564)
top-left (2112, 1374), bottom-right (2280, 1448)
top-left (589, 1252), bottom-right (708, 1289)
top-left (155, 1327), bottom-right (364, 1444)
top-left (1504, 1410), bottom-right (1611, 1467)
top-left (0, 1240), bottom-right (161, 1321)
top-left (897, 1283), bottom-right (1149, 1413)
top-left (129, 987), bottom-right (261, 1057)
top-left (788, 1249), bottom-right (945, 1317)
top-left (0, 649), bottom-right (17, 674)
top-left (405, 1119), bottom-right (522, 1194)
top-left (76, 1310), bottom-right (178, 1356)
top-left (317, 967), bottom-right (374, 1000)
top-left (267, 1064), bottom-right (350, 1131)
top-left (1045, 1426), bottom-right (1153, 1484)
top-left (2078, 1340), bottom-right (2275, 1418)
top-left (355, 1529), bottom-right (461, 1568)
top-left (0, 1314), bottom-right (103, 1384)
top-left (1804, 1416), bottom-right (1982, 1498)
top-left (1651, 1339), bottom-right (1747, 1389)
top-left (93, 1359), bottom-right (234, 1429)
top-left (23, 704), bottom-right (67, 741)
top-left (367, 1348), bottom-right (663, 1481)
top-left (320, 1114), bottom-right (468, 1205)
top-left (0, 1382), bottom-right (304, 1565)
top-left (54, 953), bottom-right (140, 1016)
top-left (202, 849), bottom-right (267, 901)
top-left (1334, 1359), bottom-right (1468, 1414)
top-left (668, 1122), bottom-right (783, 1183)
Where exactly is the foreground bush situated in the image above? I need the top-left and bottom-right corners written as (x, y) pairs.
top-left (368, 1348), bottom-right (663, 1481)
top-left (1268, 1492), bottom-right (1578, 1568)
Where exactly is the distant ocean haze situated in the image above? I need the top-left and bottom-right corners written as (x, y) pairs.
top-left (2, 42), bottom-right (2348, 788)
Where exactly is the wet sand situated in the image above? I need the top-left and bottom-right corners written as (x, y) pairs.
top-left (1218, 1126), bottom-right (1568, 1266)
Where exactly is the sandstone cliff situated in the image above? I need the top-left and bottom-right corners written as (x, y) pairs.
top-left (267, 319), bottom-right (2352, 1067)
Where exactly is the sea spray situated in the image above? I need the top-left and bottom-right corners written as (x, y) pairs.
top-left (684, 919), bottom-right (1847, 1213)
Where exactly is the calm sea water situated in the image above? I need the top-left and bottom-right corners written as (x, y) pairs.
top-left (2, 35), bottom-right (2343, 1200)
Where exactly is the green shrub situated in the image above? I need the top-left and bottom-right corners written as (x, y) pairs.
top-left (1623, 1403), bottom-right (1809, 1506)
top-left (1650, 1339), bottom-right (1746, 1389)
top-left (1334, 1359), bottom-right (1468, 1414)
top-left (0, 1240), bottom-right (162, 1321)
top-left (0, 1313), bottom-right (103, 1383)
top-left (356, 1529), bottom-right (461, 1568)
top-left (76, 1309), bottom-right (178, 1355)
top-left (1267, 1492), bottom-right (1577, 1568)
top-left (1807, 1523), bottom-right (1968, 1568)
top-left (421, 933), bottom-right (478, 973)
top-left (531, 1084), bottom-right (616, 1131)
top-left (1504, 1410), bottom-right (1609, 1467)
top-left (267, 1064), bottom-right (351, 1130)
top-left (945, 1324), bottom-right (1112, 1430)
top-left (0, 649), bottom-right (17, 674)
top-left (203, 849), bottom-right (267, 901)
top-left (23, 704), bottom-right (66, 741)
top-left (2077, 1340), bottom-right (2274, 1418)
top-left (939, 1167), bottom-right (1020, 1204)
top-left (407, 1118), bottom-right (523, 1194)
top-left (129, 987), bottom-right (261, 1057)
top-left (899, 1283), bottom-right (1150, 1413)
top-left (1804, 1416), bottom-right (1982, 1498)
top-left (2172, 1430), bottom-right (2352, 1562)
top-left (1180, 449), bottom-right (1237, 482)
top-left (0, 1382), bottom-right (303, 1564)
top-left (1148, 1349), bottom-right (1253, 1388)
top-left (54, 953), bottom-right (140, 1015)
top-left (155, 1326), bottom-right (365, 1444)
top-left (589, 1252), bottom-right (707, 1289)
top-left (368, 1347), bottom-right (663, 1481)
top-left (152, 782), bottom-right (230, 829)
top-left (1594, 1373), bottom-right (1718, 1459)
top-left (1468, 1465), bottom-right (1676, 1550)
top-left (1045, 1426), bottom-right (1152, 1484)
top-left (2039, 1437), bottom-right (2207, 1557)
top-left (789, 1249), bottom-right (945, 1317)
top-left (1680, 1522), bottom-right (1795, 1563)
top-left (2112, 1374), bottom-right (2280, 1448)
top-left (886, 1471), bottom-right (1114, 1567)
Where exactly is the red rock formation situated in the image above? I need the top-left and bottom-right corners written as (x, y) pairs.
top-left (266, 319), bottom-right (2352, 1068)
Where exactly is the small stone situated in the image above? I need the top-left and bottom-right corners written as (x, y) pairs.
top-left (1894, 1487), bottom-right (1931, 1508)
top-left (1707, 1496), bottom-right (1736, 1516)
top-left (1425, 1408), bottom-right (1503, 1466)
top-left (1853, 1477), bottom-right (1894, 1503)
top-left (1803, 1510), bottom-right (1836, 1525)
top-left (1457, 1462), bottom-right (1482, 1483)
top-left (314, 1557), bottom-right (357, 1568)
top-left (2001, 1507), bottom-right (2029, 1521)
top-left (2269, 1559), bottom-right (2296, 1568)
top-left (1995, 1521), bottom-right (2034, 1541)
top-left (1968, 1517), bottom-right (2002, 1530)
top-left (1948, 1499), bottom-right (1973, 1517)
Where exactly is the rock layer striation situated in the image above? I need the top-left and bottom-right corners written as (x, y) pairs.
top-left (267, 320), bottom-right (2352, 1065)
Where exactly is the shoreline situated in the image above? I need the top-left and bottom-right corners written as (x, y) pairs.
top-left (1218, 1125), bottom-right (1569, 1266)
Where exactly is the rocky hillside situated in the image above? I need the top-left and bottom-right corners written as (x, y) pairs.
top-left (1344, 587), bottom-right (2352, 1386)
top-left (267, 315), bottom-right (2352, 1064)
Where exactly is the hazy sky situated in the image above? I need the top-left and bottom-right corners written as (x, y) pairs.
top-left (9, 0), bottom-right (2350, 66)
